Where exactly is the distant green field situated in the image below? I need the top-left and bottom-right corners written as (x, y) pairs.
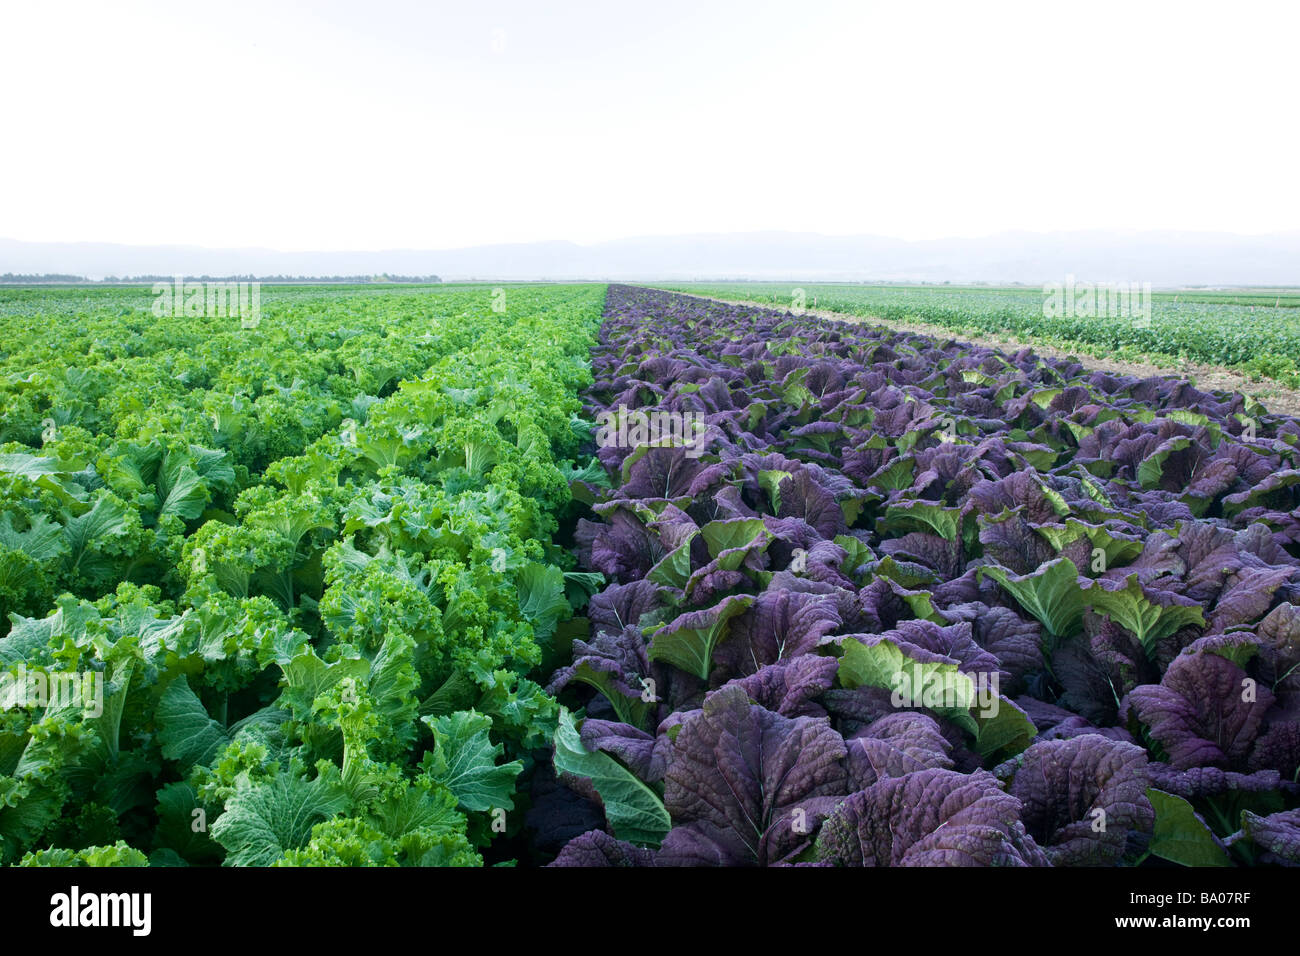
top-left (654, 282), bottom-right (1300, 389)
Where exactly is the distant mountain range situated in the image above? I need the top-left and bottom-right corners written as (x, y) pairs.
top-left (3, 230), bottom-right (1299, 285)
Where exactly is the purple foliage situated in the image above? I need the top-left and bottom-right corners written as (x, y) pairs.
top-left (544, 287), bottom-right (1300, 866)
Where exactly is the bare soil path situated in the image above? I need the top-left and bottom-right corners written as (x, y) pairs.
top-left (663, 288), bottom-right (1300, 418)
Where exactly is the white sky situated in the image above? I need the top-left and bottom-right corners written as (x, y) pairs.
top-left (1, 0), bottom-right (1297, 250)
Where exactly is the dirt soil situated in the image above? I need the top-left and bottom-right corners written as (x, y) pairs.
top-left (668, 289), bottom-right (1300, 418)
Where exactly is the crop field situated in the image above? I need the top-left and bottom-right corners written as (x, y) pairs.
top-left (0, 282), bottom-right (606, 866)
top-left (658, 282), bottom-right (1300, 389)
top-left (2, 282), bottom-right (1300, 868)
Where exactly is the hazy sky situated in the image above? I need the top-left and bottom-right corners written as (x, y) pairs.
top-left (2, 0), bottom-right (1297, 250)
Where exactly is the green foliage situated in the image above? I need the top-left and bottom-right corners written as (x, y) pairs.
top-left (0, 283), bottom-right (605, 866)
top-left (552, 708), bottom-right (670, 846)
top-left (1146, 789), bottom-right (1233, 867)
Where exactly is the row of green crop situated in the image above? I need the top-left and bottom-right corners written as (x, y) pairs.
top-left (0, 283), bottom-right (607, 866)
top-left (0, 285), bottom-right (467, 467)
top-left (658, 283), bottom-right (1300, 389)
top-left (0, 285), bottom-right (539, 630)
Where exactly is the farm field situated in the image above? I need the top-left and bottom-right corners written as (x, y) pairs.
top-left (0, 281), bottom-right (606, 866)
top-left (2, 282), bottom-right (1300, 867)
top-left (540, 285), bottom-right (1300, 867)
top-left (656, 282), bottom-right (1300, 392)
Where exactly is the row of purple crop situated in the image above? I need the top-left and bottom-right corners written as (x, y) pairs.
top-left (532, 285), bottom-right (1300, 866)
